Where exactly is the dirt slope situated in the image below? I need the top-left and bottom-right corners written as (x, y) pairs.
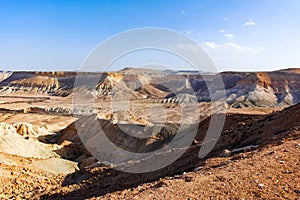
top-left (39, 103), bottom-right (300, 199)
top-left (98, 136), bottom-right (300, 200)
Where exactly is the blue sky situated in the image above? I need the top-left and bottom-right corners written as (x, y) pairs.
top-left (0, 0), bottom-right (300, 71)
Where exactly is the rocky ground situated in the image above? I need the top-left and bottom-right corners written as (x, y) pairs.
top-left (96, 135), bottom-right (300, 200)
top-left (0, 68), bottom-right (300, 199)
top-left (38, 104), bottom-right (300, 199)
top-left (2, 128), bottom-right (299, 199)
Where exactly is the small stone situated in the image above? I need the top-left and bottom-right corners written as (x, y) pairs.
top-left (220, 149), bottom-right (231, 157)
top-left (194, 166), bottom-right (203, 172)
top-left (280, 140), bottom-right (285, 144)
top-left (193, 139), bottom-right (199, 144)
top-left (258, 183), bottom-right (264, 188)
top-left (268, 150), bottom-right (276, 155)
top-left (174, 175), bottom-right (180, 179)
top-left (278, 160), bottom-right (285, 164)
top-left (184, 176), bottom-right (193, 182)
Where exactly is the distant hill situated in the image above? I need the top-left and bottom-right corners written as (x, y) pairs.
top-left (0, 68), bottom-right (299, 108)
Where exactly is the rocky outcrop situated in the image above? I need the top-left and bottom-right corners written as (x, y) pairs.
top-left (0, 122), bottom-right (59, 158)
top-left (0, 68), bottom-right (300, 108)
top-left (222, 71), bottom-right (300, 108)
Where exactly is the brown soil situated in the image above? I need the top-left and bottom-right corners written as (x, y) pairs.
top-left (98, 136), bottom-right (300, 200)
top-left (0, 152), bottom-right (65, 200)
top-left (37, 104), bottom-right (300, 200)
top-left (39, 131), bottom-right (300, 200)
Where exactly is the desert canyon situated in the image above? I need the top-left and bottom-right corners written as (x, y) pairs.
top-left (0, 68), bottom-right (299, 199)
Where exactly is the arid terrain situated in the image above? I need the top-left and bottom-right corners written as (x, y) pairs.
top-left (0, 68), bottom-right (299, 199)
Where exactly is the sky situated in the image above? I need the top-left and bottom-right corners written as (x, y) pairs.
top-left (0, 0), bottom-right (300, 72)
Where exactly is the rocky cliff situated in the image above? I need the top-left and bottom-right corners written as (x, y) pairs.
top-left (0, 68), bottom-right (299, 108)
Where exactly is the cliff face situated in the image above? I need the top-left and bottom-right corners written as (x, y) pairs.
top-left (222, 70), bottom-right (300, 107)
top-left (0, 68), bottom-right (300, 108)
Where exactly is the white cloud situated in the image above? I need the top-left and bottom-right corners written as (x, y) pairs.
top-left (224, 33), bottom-right (235, 40)
top-left (181, 10), bottom-right (185, 15)
top-left (203, 42), bottom-right (263, 54)
top-left (223, 17), bottom-right (229, 21)
top-left (175, 42), bottom-right (264, 56)
top-left (203, 42), bottom-right (220, 50)
top-left (185, 30), bottom-right (191, 35)
top-left (220, 29), bottom-right (226, 33)
top-left (202, 41), bottom-right (264, 70)
top-left (243, 19), bottom-right (256, 26)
